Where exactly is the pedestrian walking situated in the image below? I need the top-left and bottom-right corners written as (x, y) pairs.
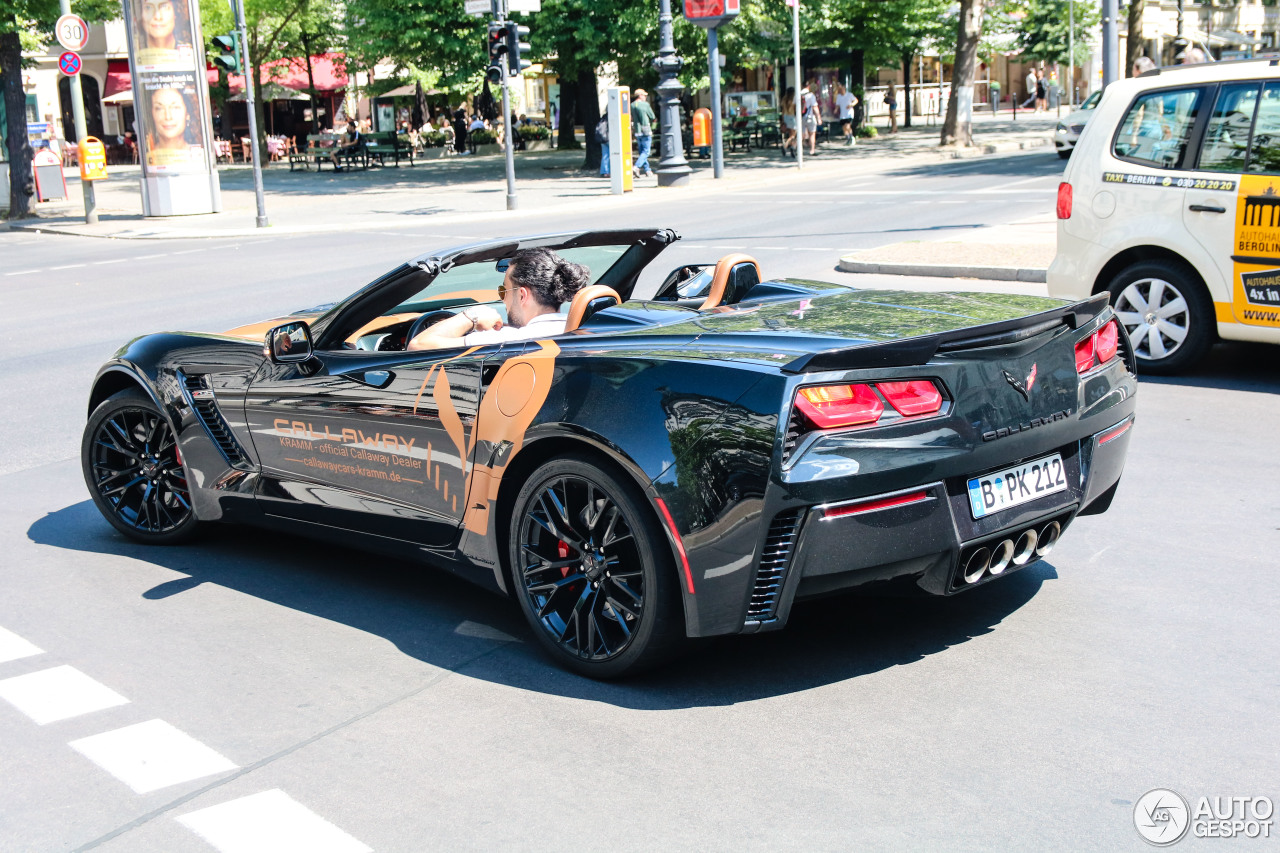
top-left (780, 87), bottom-right (797, 158)
top-left (595, 115), bottom-right (610, 177)
top-left (1022, 68), bottom-right (1037, 109)
top-left (631, 88), bottom-right (655, 177)
top-left (802, 79), bottom-right (821, 153)
top-left (835, 83), bottom-right (857, 146)
top-left (1035, 69), bottom-right (1047, 113)
top-left (884, 81), bottom-right (898, 134)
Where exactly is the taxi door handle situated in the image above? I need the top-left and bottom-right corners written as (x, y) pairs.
top-left (1188, 204), bottom-right (1226, 213)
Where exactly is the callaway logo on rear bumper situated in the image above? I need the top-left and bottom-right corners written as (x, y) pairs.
top-left (982, 409), bottom-right (1072, 442)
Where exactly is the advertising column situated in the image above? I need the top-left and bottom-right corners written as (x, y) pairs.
top-left (122, 0), bottom-right (221, 215)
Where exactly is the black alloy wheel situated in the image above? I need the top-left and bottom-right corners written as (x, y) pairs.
top-left (82, 389), bottom-right (198, 544)
top-left (510, 455), bottom-right (680, 678)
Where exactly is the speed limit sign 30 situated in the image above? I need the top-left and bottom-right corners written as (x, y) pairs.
top-left (55, 14), bottom-right (89, 51)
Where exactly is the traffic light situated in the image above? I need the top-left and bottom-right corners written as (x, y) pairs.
top-left (212, 33), bottom-right (240, 75)
top-left (506, 22), bottom-right (531, 76)
top-left (486, 22), bottom-right (506, 84)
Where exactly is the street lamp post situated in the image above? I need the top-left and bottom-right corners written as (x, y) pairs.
top-left (653, 0), bottom-right (691, 187)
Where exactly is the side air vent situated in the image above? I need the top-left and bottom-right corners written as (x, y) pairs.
top-left (747, 507), bottom-right (805, 623)
top-left (180, 373), bottom-right (249, 467)
top-left (781, 412), bottom-right (805, 465)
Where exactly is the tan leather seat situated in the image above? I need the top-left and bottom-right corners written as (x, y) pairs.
top-left (700, 253), bottom-right (762, 310)
top-left (564, 284), bottom-right (622, 332)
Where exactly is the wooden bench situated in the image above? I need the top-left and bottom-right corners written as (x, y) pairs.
top-left (365, 131), bottom-right (415, 167)
top-left (725, 118), bottom-right (753, 152)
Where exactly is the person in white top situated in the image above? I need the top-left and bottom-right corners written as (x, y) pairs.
top-left (407, 247), bottom-right (591, 350)
top-left (834, 83), bottom-right (858, 146)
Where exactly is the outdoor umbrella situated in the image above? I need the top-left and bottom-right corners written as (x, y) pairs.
top-left (228, 81), bottom-right (310, 102)
top-left (413, 80), bottom-right (427, 131)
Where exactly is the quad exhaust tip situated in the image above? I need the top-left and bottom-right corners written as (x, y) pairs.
top-left (959, 518), bottom-right (1065, 586)
top-left (1036, 521), bottom-right (1060, 556)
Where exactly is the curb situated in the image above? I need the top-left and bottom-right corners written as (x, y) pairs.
top-left (837, 256), bottom-right (1048, 283)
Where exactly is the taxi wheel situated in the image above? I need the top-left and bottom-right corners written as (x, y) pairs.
top-left (1106, 259), bottom-right (1214, 375)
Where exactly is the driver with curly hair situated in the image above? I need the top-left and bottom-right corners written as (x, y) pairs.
top-left (407, 247), bottom-right (590, 350)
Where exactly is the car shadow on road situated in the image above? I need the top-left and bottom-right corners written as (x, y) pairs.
top-left (1137, 340), bottom-right (1280, 395)
top-left (29, 500), bottom-right (1053, 709)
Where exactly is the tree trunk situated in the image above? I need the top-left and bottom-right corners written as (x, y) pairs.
top-left (940, 0), bottom-right (983, 147)
top-left (851, 49), bottom-right (865, 128)
top-left (1126, 1), bottom-right (1145, 76)
top-left (1, 28), bottom-right (33, 219)
top-left (578, 66), bottom-right (601, 172)
top-left (301, 30), bottom-right (319, 138)
top-left (556, 74), bottom-right (578, 149)
top-left (901, 54), bottom-right (913, 129)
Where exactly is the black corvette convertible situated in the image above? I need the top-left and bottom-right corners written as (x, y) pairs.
top-left (82, 229), bottom-right (1136, 677)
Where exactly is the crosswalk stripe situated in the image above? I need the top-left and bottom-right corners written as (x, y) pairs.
top-left (178, 789), bottom-right (372, 853)
top-left (70, 719), bottom-right (237, 794)
top-left (0, 665), bottom-right (128, 725)
top-left (0, 625), bottom-right (43, 663)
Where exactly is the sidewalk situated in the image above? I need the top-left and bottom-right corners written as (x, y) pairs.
top-left (4, 113), bottom-right (1058, 240)
top-left (836, 220), bottom-right (1057, 283)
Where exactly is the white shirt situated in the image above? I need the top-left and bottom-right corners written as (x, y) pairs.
top-left (460, 312), bottom-right (567, 346)
top-left (835, 92), bottom-right (857, 119)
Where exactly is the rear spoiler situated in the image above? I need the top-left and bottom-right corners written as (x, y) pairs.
top-left (781, 293), bottom-right (1110, 374)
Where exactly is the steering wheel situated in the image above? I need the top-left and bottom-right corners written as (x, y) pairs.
top-left (383, 310), bottom-right (456, 351)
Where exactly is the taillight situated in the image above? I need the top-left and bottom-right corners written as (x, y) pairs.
top-left (796, 384), bottom-right (883, 429)
top-left (1074, 336), bottom-right (1095, 373)
top-left (1094, 319), bottom-right (1118, 363)
top-left (793, 380), bottom-right (944, 431)
top-left (1076, 319), bottom-right (1120, 374)
top-left (1057, 182), bottom-right (1073, 219)
top-left (877, 380), bottom-right (943, 416)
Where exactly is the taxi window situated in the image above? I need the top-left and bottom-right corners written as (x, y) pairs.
top-left (1246, 81), bottom-right (1280, 174)
top-left (1113, 87), bottom-right (1203, 170)
top-left (1199, 83), bottom-right (1260, 173)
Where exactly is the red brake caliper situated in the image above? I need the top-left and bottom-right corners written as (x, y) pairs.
top-left (557, 541), bottom-right (571, 577)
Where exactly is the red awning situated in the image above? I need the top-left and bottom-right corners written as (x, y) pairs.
top-left (103, 59), bottom-right (131, 99)
top-left (228, 54), bottom-right (347, 95)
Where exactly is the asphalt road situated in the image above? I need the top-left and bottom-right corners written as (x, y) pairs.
top-left (1, 148), bottom-right (1277, 851)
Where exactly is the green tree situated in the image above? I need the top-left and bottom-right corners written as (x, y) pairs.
top-left (3, 0), bottom-right (115, 218)
top-left (1016, 0), bottom-right (1100, 65)
top-left (342, 0), bottom-right (482, 90)
top-left (197, 0), bottom-right (343, 161)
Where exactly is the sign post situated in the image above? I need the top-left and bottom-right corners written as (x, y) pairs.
top-left (607, 87), bottom-right (632, 195)
top-left (56, 3), bottom-right (95, 223)
top-left (683, 0), bottom-right (739, 180)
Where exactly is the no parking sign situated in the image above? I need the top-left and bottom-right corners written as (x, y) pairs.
top-left (58, 50), bottom-right (81, 77)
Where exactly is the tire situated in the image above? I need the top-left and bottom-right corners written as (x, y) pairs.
top-left (1057, 149), bottom-right (1071, 160)
top-left (1106, 258), bottom-right (1214, 375)
top-left (509, 454), bottom-right (682, 678)
top-left (82, 389), bottom-right (199, 544)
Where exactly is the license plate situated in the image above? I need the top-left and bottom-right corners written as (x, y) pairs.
top-left (967, 453), bottom-right (1067, 519)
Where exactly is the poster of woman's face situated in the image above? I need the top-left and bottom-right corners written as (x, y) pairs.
top-left (142, 75), bottom-right (206, 171)
top-left (131, 0), bottom-right (196, 71)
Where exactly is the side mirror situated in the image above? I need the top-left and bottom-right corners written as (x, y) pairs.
top-left (494, 258), bottom-right (511, 272)
top-left (266, 321), bottom-right (313, 363)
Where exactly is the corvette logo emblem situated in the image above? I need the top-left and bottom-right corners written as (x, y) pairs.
top-left (1003, 364), bottom-right (1037, 401)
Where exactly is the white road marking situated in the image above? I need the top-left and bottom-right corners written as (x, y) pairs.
top-left (0, 665), bottom-right (128, 725)
top-left (974, 175), bottom-right (1055, 191)
top-left (132, 253), bottom-right (170, 260)
top-left (4, 269), bottom-right (42, 276)
top-left (92, 258), bottom-right (128, 265)
top-left (791, 247), bottom-right (835, 251)
top-left (455, 620), bottom-right (519, 643)
top-left (70, 719), bottom-right (237, 793)
top-left (49, 263), bottom-right (87, 270)
top-left (177, 789), bottom-right (372, 853)
top-left (0, 626), bottom-right (43, 664)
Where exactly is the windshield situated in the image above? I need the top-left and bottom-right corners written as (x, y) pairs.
top-left (1081, 91), bottom-right (1103, 110)
top-left (389, 244), bottom-right (631, 316)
